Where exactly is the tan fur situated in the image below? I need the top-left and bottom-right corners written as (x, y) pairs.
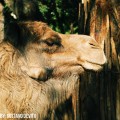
top-left (0, 21), bottom-right (106, 119)
top-left (0, 42), bottom-right (80, 120)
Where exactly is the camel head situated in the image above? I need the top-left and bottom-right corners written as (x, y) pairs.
top-left (0, 0), bottom-right (106, 80)
top-left (5, 21), bottom-right (106, 80)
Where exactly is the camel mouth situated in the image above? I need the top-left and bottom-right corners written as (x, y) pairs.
top-left (86, 60), bottom-right (104, 66)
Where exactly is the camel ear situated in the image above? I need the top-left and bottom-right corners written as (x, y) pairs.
top-left (4, 22), bottom-right (21, 46)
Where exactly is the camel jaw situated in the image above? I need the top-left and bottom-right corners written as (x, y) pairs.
top-left (80, 61), bottom-right (104, 71)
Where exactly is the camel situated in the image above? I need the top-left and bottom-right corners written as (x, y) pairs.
top-left (0, 1), bottom-right (106, 120)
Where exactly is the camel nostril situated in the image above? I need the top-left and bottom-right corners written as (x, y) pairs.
top-left (89, 43), bottom-right (96, 47)
top-left (89, 43), bottom-right (100, 49)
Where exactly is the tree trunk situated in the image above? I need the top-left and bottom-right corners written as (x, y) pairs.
top-left (78, 0), bottom-right (120, 120)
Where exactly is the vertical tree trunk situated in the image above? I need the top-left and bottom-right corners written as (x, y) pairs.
top-left (78, 0), bottom-right (120, 120)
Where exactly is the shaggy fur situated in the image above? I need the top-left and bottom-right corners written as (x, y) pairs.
top-left (0, 21), bottom-right (106, 120)
top-left (0, 42), bottom-right (81, 120)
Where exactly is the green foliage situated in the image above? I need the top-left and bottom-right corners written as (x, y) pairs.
top-left (37, 0), bottom-right (79, 34)
top-left (38, 3), bottom-right (48, 15)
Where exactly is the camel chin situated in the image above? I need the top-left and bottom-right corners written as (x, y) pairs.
top-left (81, 61), bottom-right (103, 71)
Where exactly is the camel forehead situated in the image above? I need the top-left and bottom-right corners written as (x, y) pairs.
top-left (19, 21), bottom-right (52, 35)
top-left (19, 21), bottom-right (61, 42)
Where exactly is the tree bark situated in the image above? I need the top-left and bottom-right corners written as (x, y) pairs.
top-left (78, 0), bottom-right (120, 120)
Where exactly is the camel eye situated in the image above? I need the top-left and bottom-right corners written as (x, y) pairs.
top-left (44, 41), bottom-right (54, 46)
top-left (44, 38), bottom-right (61, 47)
